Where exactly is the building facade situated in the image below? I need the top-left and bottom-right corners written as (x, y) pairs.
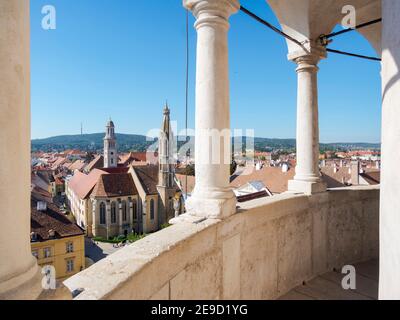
top-left (66, 109), bottom-right (182, 239)
top-left (31, 192), bottom-right (85, 281)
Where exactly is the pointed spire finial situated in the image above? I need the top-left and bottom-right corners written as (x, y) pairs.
top-left (163, 100), bottom-right (170, 115)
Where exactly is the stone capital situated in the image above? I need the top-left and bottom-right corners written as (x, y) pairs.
top-left (287, 42), bottom-right (327, 70)
top-left (183, 0), bottom-right (240, 29)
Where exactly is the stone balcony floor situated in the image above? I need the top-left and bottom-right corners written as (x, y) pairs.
top-left (279, 259), bottom-right (379, 300)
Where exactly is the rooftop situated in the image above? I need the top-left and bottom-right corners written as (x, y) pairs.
top-left (31, 192), bottom-right (84, 241)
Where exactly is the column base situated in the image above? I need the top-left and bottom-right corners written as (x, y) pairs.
top-left (288, 179), bottom-right (327, 195)
top-left (184, 189), bottom-right (237, 220)
top-left (0, 260), bottom-right (42, 300)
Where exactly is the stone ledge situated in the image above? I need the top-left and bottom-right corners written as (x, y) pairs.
top-left (63, 186), bottom-right (379, 300)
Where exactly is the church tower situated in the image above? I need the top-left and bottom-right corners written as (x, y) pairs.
top-left (104, 119), bottom-right (118, 168)
top-left (157, 103), bottom-right (178, 224)
top-left (158, 103), bottom-right (174, 187)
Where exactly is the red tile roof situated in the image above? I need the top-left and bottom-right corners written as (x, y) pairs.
top-left (360, 170), bottom-right (380, 185)
top-left (31, 192), bottom-right (84, 241)
top-left (68, 169), bottom-right (108, 199)
top-left (85, 155), bottom-right (104, 172)
top-left (230, 166), bottom-right (295, 194)
top-left (132, 165), bottom-right (159, 195)
top-left (91, 173), bottom-right (138, 197)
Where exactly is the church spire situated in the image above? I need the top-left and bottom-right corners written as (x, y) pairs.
top-left (159, 103), bottom-right (174, 188)
top-left (162, 101), bottom-right (171, 138)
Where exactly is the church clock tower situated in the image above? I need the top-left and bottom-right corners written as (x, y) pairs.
top-left (104, 119), bottom-right (118, 168)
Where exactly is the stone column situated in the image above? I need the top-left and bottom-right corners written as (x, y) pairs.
top-left (183, 0), bottom-right (239, 219)
top-left (287, 47), bottom-right (327, 195)
top-left (380, 0), bottom-right (400, 300)
top-left (0, 0), bottom-right (42, 299)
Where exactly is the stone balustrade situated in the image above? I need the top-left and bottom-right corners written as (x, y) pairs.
top-left (63, 186), bottom-right (379, 300)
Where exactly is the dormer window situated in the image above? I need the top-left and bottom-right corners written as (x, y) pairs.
top-left (48, 229), bottom-right (55, 239)
top-left (30, 232), bottom-right (38, 242)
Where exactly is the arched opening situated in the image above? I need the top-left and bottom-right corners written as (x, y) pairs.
top-left (132, 200), bottom-right (137, 221)
top-left (318, 23), bottom-right (381, 146)
top-left (150, 199), bottom-right (155, 220)
top-left (111, 202), bottom-right (117, 224)
top-left (122, 200), bottom-right (127, 222)
top-left (99, 202), bottom-right (106, 225)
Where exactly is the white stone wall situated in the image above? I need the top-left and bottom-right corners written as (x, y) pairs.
top-left (380, 0), bottom-right (400, 300)
top-left (64, 186), bottom-right (379, 300)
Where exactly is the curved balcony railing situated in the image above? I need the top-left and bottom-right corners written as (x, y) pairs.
top-left (62, 186), bottom-right (379, 300)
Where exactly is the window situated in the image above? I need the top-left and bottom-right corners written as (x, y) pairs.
top-left (150, 199), bottom-right (155, 220)
top-left (100, 202), bottom-right (106, 225)
top-left (122, 201), bottom-right (127, 222)
top-left (111, 202), bottom-right (117, 224)
top-left (111, 158), bottom-right (114, 164)
top-left (66, 241), bottom-right (74, 253)
top-left (132, 200), bottom-right (137, 220)
top-left (32, 250), bottom-right (39, 259)
top-left (66, 259), bottom-right (74, 273)
top-left (43, 247), bottom-right (51, 258)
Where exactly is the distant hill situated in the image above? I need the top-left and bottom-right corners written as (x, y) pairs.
top-left (31, 133), bottom-right (155, 152)
top-left (31, 133), bottom-right (381, 153)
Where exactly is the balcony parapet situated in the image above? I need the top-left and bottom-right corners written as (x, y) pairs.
top-left (64, 186), bottom-right (379, 300)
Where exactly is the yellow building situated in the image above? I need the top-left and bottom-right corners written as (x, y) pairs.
top-left (31, 192), bottom-right (85, 281)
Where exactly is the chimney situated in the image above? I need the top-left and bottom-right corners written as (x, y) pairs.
top-left (340, 159), bottom-right (343, 168)
top-left (351, 160), bottom-right (360, 185)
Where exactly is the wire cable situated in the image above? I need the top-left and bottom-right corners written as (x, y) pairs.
top-left (239, 5), bottom-right (381, 62)
top-left (322, 18), bottom-right (382, 39)
top-left (240, 6), bottom-right (303, 47)
top-left (327, 48), bottom-right (381, 61)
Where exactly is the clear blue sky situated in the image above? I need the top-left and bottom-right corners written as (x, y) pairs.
top-left (31, 0), bottom-right (381, 143)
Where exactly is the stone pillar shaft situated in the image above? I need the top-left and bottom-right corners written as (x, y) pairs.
top-left (294, 56), bottom-right (320, 182)
top-left (183, 0), bottom-right (239, 219)
top-left (288, 50), bottom-right (326, 195)
top-left (0, 0), bottom-right (42, 299)
top-left (379, 0), bottom-right (400, 300)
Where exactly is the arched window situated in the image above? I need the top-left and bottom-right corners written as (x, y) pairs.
top-left (150, 199), bottom-right (155, 220)
top-left (122, 200), bottom-right (127, 222)
top-left (100, 202), bottom-right (106, 225)
top-left (132, 200), bottom-right (137, 220)
top-left (111, 202), bottom-right (117, 224)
